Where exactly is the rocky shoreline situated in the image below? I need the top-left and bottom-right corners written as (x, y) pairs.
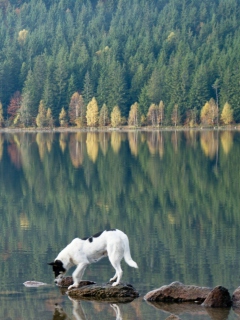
top-left (54, 278), bottom-right (240, 319)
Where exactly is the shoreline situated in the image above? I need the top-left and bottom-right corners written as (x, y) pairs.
top-left (0, 125), bottom-right (239, 133)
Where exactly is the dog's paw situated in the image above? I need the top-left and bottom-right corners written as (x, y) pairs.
top-left (68, 284), bottom-right (78, 290)
top-left (111, 282), bottom-right (119, 287)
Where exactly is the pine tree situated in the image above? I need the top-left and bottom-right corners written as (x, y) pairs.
top-left (86, 97), bottom-right (98, 127)
top-left (83, 71), bottom-right (94, 105)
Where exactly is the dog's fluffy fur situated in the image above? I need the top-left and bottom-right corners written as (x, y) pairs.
top-left (48, 229), bottom-right (138, 290)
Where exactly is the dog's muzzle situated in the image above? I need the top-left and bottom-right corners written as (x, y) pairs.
top-left (54, 275), bottom-right (64, 284)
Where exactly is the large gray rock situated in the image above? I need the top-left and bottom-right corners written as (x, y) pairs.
top-left (201, 286), bottom-right (232, 308)
top-left (144, 281), bottom-right (212, 302)
top-left (67, 282), bottom-right (139, 302)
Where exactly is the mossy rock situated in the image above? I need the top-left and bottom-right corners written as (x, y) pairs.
top-left (67, 282), bottom-right (139, 302)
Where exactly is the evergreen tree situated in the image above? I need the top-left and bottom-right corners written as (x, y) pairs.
top-left (83, 71), bottom-right (94, 105)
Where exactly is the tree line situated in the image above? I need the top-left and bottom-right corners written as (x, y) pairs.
top-left (0, 0), bottom-right (240, 127)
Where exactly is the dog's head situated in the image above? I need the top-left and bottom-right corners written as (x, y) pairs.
top-left (48, 259), bottom-right (66, 283)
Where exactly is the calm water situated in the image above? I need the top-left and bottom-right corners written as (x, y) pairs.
top-left (0, 130), bottom-right (240, 320)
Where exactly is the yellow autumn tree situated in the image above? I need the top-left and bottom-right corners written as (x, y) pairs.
top-left (99, 103), bottom-right (109, 127)
top-left (147, 103), bottom-right (158, 126)
top-left (18, 29), bottom-right (28, 45)
top-left (111, 106), bottom-right (121, 128)
top-left (0, 102), bottom-right (4, 127)
top-left (86, 97), bottom-right (99, 127)
top-left (171, 104), bottom-right (179, 126)
top-left (46, 108), bottom-right (54, 128)
top-left (36, 100), bottom-right (46, 127)
top-left (128, 102), bottom-right (140, 127)
top-left (220, 102), bottom-right (234, 125)
top-left (201, 98), bottom-right (218, 126)
top-left (68, 93), bottom-right (86, 127)
top-left (59, 107), bottom-right (68, 127)
top-left (158, 100), bottom-right (164, 126)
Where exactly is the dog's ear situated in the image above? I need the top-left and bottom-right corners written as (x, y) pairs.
top-left (48, 262), bottom-right (55, 266)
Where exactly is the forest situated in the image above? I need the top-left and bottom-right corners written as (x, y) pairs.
top-left (0, 0), bottom-right (240, 127)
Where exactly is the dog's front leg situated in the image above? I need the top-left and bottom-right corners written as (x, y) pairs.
top-left (68, 263), bottom-right (88, 290)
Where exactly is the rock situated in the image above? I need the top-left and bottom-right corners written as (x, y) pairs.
top-left (165, 315), bottom-right (181, 320)
top-left (67, 282), bottom-right (139, 302)
top-left (56, 277), bottom-right (96, 288)
top-left (201, 286), bottom-right (232, 308)
top-left (144, 281), bottom-right (212, 302)
top-left (23, 281), bottom-right (48, 287)
top-left (232, 286), bottom-right (240, 308)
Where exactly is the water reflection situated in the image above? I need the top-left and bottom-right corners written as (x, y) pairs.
top-left (53, 298), bottom-right (124, 320)
top-left (146, 301), bottom-right (231, 320)
top-left (0, 130), bottom-right (236, 169)
top-left (0, 129), bottom-right (240, 320)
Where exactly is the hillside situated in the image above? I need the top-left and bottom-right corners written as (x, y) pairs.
top-left (0, 0), bottom-right (240, 126)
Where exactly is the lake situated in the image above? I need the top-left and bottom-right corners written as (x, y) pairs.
top-left (0, 129), bottom-right (240, 320)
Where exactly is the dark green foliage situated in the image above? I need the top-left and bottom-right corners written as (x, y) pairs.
top-left (0, 0), bottom-right (240, 123)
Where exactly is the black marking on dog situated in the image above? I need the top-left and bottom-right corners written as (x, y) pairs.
top-left (92, 231), bottom-right (103, 238)
top-left (81, 230), bottom-right (115, 242)
top-left (48, 259), bottom-right (66, 278)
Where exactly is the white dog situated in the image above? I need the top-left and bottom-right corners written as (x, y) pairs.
top-left (48, 229), bottom-right (138, 290)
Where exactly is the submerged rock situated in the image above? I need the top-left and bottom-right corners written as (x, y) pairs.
top-left (201, 286), bottom-right (232, 308)
top-left (144, 281), bottom-right (212, 302)
top-left (67, 282), bottom-right (139, 302)
top-left (23, 281), bottom-right (48, 287)
top-left (165, 315), bottom-right (181, 320)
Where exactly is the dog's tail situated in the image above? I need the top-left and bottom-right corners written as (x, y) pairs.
top-left (123, 236), bottom-right (138, 269)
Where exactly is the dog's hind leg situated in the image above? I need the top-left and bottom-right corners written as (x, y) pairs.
top-left (109, 272), bottom-right (117, 283)
top-left (108, 243), bottom-right (124, 286)
top-left (109, 259), bottom-right (123, 286)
